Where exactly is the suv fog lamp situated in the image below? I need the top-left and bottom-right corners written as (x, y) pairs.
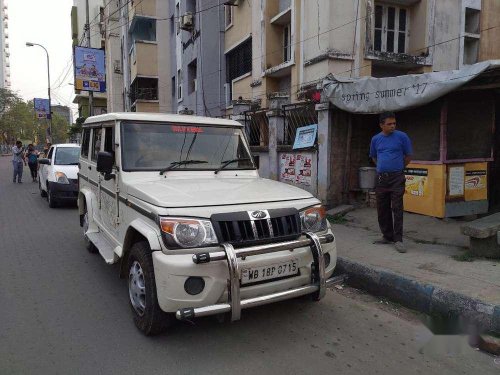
top-left (159, 217), bottom-right (218, 249)
top-left (184, 277), bottom-right (205, 296)
top-left (300, 205), bottom-right (327, 232)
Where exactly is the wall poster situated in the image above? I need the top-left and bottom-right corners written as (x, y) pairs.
top-left (280, 153), bottom-right (313, 186)
top-left (404, 168), bottom-right (428, 197)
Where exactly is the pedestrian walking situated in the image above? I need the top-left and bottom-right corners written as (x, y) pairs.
top-left (25, 144), bottom-right (39, 182)
top-left (12, 141), bottom-right (27, 184)
top-left (369, 112), bottom-right (413, 253)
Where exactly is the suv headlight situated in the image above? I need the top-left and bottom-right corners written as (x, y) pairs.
top-left (300, 205), bottom-right (327, 233)
top-left (159, 217), bottom-right (218, 249)
top-left (55, 172), bottom-right (69, 184)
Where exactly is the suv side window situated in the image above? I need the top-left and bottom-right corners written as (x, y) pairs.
top-left (81, 129), bottom-right (90, 158)
top-left (103, 127), bottom-right (114, 153)
top-left (47, 146), bottom-right (54, 161)
top-left (91, 128), bottom-right (102, 162)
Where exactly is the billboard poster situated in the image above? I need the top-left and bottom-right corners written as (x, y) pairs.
top-left (404, 168), bottom-right (428, 197)
top-left (33, 98), bottom-right (51, 119)
top-left (280, 153), bottom-right (313, 186)
top-left (465, 170), bottom-right (487, 190)
top-left (74, 46), bottom-right (106, 92)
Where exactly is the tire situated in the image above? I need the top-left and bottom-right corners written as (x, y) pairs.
top-left (81, 207), bottom-right (98, 254)
top-left (47, 185), bottom-right (58, 208)
top-left (39, 179), bottom-right (47, 197)
top-left (128, 242), bottom-right (173, 336)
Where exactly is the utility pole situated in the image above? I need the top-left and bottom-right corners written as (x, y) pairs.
top-left (86, 0), bottom-right (94, 117)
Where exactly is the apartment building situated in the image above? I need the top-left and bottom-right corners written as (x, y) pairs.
top-left (71, 0), bottom-right (107, 117)
top-left (120, 0), bottom-right (172, 113)
top-left (169, 0), bottom-right (226, 116)
top-left (226, 0), bottom-right (499, 106)
top-left (0, 0), bottom-right (10, 89)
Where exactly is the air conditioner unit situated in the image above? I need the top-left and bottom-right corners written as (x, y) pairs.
top-left (179, 12), bottom-right (194, 31)
top-left (224, 0), bottom-right (240, 5)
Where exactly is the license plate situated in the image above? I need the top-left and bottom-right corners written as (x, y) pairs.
top-left (241, 259), bottom-right (298, 285)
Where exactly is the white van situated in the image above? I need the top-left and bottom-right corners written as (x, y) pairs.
top-left (78, 113), bottom-right (339, 335)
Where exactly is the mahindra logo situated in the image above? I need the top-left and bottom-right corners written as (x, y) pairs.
top-left (250, 210), bottom-right (267, 219)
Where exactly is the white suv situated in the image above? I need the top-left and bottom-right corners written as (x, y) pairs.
top-left (78, 113), bottom-right (338, 335)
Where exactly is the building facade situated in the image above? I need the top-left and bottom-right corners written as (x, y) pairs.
top-left (0, 0), bottom-right (10, 89)
top-left (169, 0), bottom-right (226, 116)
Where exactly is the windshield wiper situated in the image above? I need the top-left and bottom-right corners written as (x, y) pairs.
top-left (214, 158), bottom-right (251, 174)
top-left (159, 160), bottom-right (208, 175)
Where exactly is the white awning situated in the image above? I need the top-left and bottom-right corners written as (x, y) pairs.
top-left (322, 60), bottom-right (500, 114)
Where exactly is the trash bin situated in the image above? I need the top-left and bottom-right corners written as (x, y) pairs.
top-left (359, 167), bottom-right (377, 190)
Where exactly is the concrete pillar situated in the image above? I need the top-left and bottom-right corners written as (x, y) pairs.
top-left (266, 94), bottom-right (289, 180)
top-left (232, 99), bottom-right (253, 124)
top-left (316, 102), bottom-right (333, 206)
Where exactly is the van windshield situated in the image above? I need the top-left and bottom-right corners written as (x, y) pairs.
top-left (54, 147), bottom-right (80, 165)
top-left (121, 122), bottom-right (256, 172)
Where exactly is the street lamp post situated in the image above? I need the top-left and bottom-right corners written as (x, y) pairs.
top-left (26, 42), bottom-right (52, 143)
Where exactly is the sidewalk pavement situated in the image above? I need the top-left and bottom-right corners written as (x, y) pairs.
top-left (330, 207), bottom-right (500, 334)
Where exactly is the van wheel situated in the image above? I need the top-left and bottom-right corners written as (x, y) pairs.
top-left (47, 185), bottom-right (57, 208)
top-left (82, 208), bottom-right (98, 254)
top-left (39, 179), bottom-right (47, 197)
top-left (128, 242), bottom-right (173, 336)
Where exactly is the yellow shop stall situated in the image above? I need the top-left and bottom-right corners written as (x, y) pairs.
top-left (401, 90), bottom-right (493, 218)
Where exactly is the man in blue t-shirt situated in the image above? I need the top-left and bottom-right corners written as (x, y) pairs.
top-left (369, 112), bottom-right (413, 253)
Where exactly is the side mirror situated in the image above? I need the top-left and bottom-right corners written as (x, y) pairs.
top-left (96, 151), bottom-right (114, 174)
top-left (38, 158), bottom-right (50, 165)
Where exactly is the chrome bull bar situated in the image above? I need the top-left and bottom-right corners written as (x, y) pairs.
top-left (176, 232), bottom-right (345, 322)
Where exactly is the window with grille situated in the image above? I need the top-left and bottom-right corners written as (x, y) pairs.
top-left (374, 4), bottom-right (408, 54)
top-left (225, 5), bottom-right (233, 29)
top-left (283, 24), bottom-right (291, 62)
top-left (226, 37), bottom-right (252, 84)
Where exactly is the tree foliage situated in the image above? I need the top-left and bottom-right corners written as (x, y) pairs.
top-left (0, 88), bottom-right (71, 145)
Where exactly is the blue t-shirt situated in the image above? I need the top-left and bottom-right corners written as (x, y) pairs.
top-left (369, 130), bottom-right (413, 173)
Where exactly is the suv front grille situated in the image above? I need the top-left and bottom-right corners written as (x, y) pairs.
top-left (212, 208), bottom-right (301, 247)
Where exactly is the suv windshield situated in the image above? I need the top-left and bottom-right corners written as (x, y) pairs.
top-left (54, 147), bottom-right (80, 165)
top-left (121, 122), bottom-right (255, 172)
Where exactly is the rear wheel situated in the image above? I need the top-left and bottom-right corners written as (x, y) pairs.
top-left (128, 241), bottom-right (173, 335)
top-left (82, 206), bottom-right (98, 253)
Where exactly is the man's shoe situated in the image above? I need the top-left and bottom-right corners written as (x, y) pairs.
top-left (373, 237), bottom-right (394, 244)
top-left (394, 241), bottom-right (407, 253)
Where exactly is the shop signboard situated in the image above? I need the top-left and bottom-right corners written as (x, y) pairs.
top-left (293, 124), bottom-right (317, 149)
top-left (74, 46), bottom-right (106, 93)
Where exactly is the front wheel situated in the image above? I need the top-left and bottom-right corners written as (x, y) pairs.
top-left (81, 207), bottom-right (98, 254)
top-left (47, 185), bottom-right (57, 208)
top-left (128, 242), bottom-right (173, 336)
top-left (39, 179), bottom-right (47, 197)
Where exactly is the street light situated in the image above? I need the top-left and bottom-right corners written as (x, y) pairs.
top-left (26, 42), bottom-right (52, 143)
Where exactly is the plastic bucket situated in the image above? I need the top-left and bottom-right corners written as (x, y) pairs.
top-left (359, 167), bottom-right (377, 190)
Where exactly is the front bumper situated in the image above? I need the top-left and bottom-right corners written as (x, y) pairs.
top-left (48, 181), bottom-right (78, 200)
top-left (152, 231), bottom-right (341, 321)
